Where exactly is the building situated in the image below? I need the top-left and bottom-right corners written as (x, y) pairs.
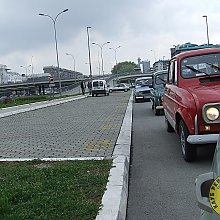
top-left (137, 57), bottom-right (151, 73)
top-left (7, 72), bottom-right (23, 83)
top-left (43, 66), bottom-right (83, 80)
top-left (0, 64), bottom-right (23, 84)
top-left (153, 60), bottom-right (169, 72)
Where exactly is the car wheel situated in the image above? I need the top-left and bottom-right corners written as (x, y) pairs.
top-left (165, 117), bottom-right (174, 133)
top-left (134, 97), bottom-right (138, 103)
top-left (124, 89), bottom-right (128, 92)
top-left (179, 120), bottom-right (197, 162)
top-left (92, 93), bottom-right (94, 97)
top-left (151, 101), bottom-right (154, 110)
top-left (109, 89), bottom-right (112, 93)
top-left (154, 103), bottom-right (160, 116)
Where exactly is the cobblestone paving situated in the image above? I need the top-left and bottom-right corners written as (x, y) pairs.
top-left (0, 92), bottom-right (131, 158)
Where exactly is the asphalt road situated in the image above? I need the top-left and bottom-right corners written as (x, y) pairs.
top-left (126, 101), bottom-right (215, 220)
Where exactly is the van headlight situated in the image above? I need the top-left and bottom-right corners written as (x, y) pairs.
top-left (206, 107), bottom-right (219, 121)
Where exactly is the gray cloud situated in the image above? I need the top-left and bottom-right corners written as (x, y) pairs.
top-left (0, 0), bottom-right (219, 74)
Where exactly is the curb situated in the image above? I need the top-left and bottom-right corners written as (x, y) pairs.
top-left (96, 92), bottom-right (133, 220)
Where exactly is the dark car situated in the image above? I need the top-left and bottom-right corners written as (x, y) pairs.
top-left (150, 70), bottom-right (168, 115)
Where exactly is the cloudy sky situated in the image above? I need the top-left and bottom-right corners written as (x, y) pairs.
top-left (0, 0), bottom-right (219, 76)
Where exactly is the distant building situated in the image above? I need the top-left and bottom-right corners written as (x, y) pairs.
top-left (7, 72), bottom-right (23, 83)
top-left (0, 64), bottom-right (23, 84)
top-left (170, 42), bottom-right (220, 57)
top-left (43, 66), bottom-right (83, 80)
top-left (137, 57), bottom-right (151, 73)
top-left (153, 60), bottom-right (169, 72)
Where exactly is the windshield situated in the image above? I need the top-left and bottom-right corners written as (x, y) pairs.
top-left (135, 78), bottom-right (151, 86)
top-left (181, 53), bottom-right (220, 79)
top-left (155, 73), bottom-right (167, 85)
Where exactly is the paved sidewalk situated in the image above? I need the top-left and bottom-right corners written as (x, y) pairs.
top-left (0, 92), bottom-right (131, 159)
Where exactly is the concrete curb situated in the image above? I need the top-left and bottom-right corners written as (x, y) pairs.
top-left (96, 92), bottom-right (133, 220)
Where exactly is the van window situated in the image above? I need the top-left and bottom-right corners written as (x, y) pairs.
top-left (93, 81), bottom-right (103, 87)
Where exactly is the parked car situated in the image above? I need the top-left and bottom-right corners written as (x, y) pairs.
top-left (163, 48), bottom-right (220, 162)
top-left (91, 79), bottom-right (109, 97)
top-left (134, 77), bottom-right (152, 102)
top-left (109, 83), bottom-right (130, 93)
top-left (150, 70), bottom-right (168, 115)
top-left (195, 134), bottom-right (220, 219)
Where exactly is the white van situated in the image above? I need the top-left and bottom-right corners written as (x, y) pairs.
top-left (91, 79), bottom-right (109, 97)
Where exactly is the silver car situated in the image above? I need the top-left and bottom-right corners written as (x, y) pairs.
top-left (134, 77), bottom-right (152, 102)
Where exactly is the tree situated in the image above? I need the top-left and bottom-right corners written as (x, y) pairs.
top-left (111, 61), bottom-right (138, 75)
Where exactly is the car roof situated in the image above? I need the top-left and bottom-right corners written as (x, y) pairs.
top-left (153, 70), bottom-right (168, 75)
top-left (173, 48), bottom-right (220, 60)
top-left (92, 79), bottom-right (106, 82)
top-left (135, 77), bottom-right (151, 81)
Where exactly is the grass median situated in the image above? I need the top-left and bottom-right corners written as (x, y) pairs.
top-left (0, 159), bottom-right (112, 220)
top-left (0, 94), bottom-right (80, 109)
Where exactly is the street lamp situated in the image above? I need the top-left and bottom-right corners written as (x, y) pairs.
top-left (66, 53), bottom-right (76, 81)
top-left (150, 49), bottom-right (157, 62)
top-left (92, 41), bottom-right (110, 79)
top-left (86, 27), bottom-right (93, 82)
top-left (39, 9), bottom-right (69, 95)
top-left (109, 46), bottom-right (121, 84)
top-left (202, 15), bottom-right (210, 45)
top-left (20, 64), bottom-right (31, 76)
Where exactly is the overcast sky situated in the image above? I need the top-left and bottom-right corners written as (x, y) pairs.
top-left (0, 0), bottom-right (219, 76)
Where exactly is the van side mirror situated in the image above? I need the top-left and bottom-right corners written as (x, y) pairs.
top-left (195, 172), bottom-right (214, 213)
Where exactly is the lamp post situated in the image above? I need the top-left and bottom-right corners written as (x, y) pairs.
top-left (39, 9), bottom-right (69, 95)
top-left (202, 15), bottom-right (210, 45)
top-left (150, 49), bottom-right (156, 62)
top-left (109, 46), bottom-right (121, 84)
top-left (92, 41), bottom-right (110, 79)
top-left (20, 65), bottom-right (31, 76)
top-left (66, 53), bottom-right (76, 82)
top-left (86, 27), bottom-right (93, 82)
top-left (31, 56), bottom-right (34, 76)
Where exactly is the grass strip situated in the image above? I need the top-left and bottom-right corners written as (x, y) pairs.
top-left (0, 94), bottom-right (80, 109)
top-left (0, 159), bottom-right (112, 220)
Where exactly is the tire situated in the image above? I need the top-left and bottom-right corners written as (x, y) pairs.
top-left (179, 120), bottom-right (197, 162)
top-left (134, 97), bottom-right (138, 103)
top-left (92, 93), bottom-right (94, 97)
top-left (151, 100), bottom-right (154, 110)
top-left (165, 117), bottom-right (174, 133)
top-left (154, 103), bottom-right (160, 116)
top-left (109, 89), bottom-right (112, 93)
top-left (124, 89), bottom-right (128, 92)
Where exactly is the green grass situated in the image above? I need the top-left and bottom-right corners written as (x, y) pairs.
top-left (0, 159), bottom-right (112, 220)
top-left (0, 94), bottom-right (80, 109)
